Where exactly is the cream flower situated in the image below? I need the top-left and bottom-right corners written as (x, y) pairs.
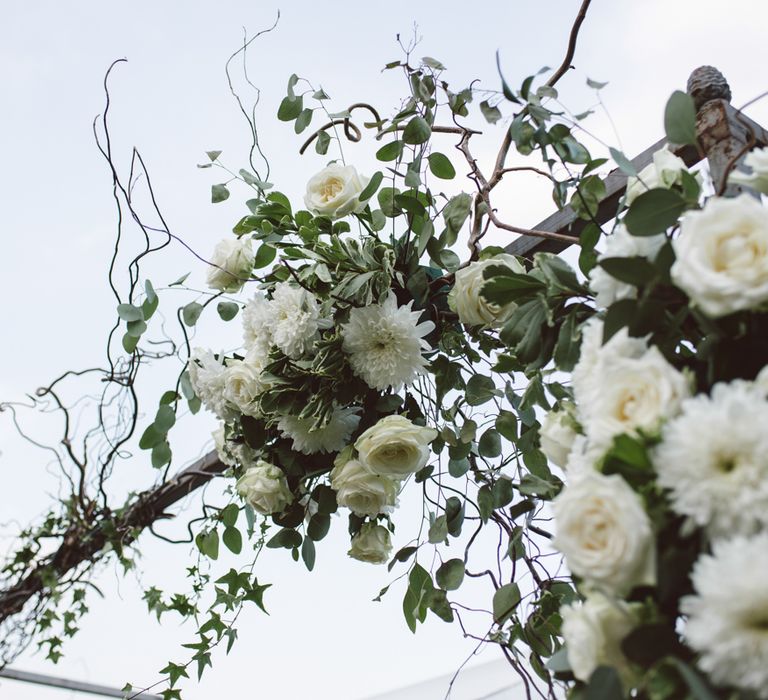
top-left (448, 254), bottom-right (525, 327)
top-left (573, 326), bottom-right (691, 455)
top-left (276, 406), bottom-right (360, 455)
top-left (270, 282), bottom-right (326, 359)
top-left (654, 379), bottom-right (768, 537)
top-left (355, 415), bottom-right (437, 479)
top-left (728, 146), bottom-right (768, 195)
top-left (330, 455), bottom-right (399, 517)
top-left (348, 522), bottom-right (392, 564)
top-left (304, 163), bottom-right (370, 219)
top-left (206, 236), bottom-right (254, 293)
top-left (539, 408), bottom-right (578, 469)
top-left (235, 460), bottom-right (292, 515)
top-left (187, 348), bottom-right (237, 422)
top-left (561, 593), bottom-right (637, 685)
top-left (671, 194), bottom-right (768, 317)
top-left (682, 533), bottom-right (768, 698)
top-left (223, 355), bottom-right (270, 418)
top-left (625, 146), bottom-right (687, 205)
top-left (342, 293), bottom-right (434, 391)
top-left (552, 470), bottom-right (655, 596)
top-left (589, 226), bottom-right (666, 308)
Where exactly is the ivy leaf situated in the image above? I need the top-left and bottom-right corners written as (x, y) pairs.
top-left (664, 90), bottom-right (698, 146)
top-left (479, 100), bottom-right (502, 124)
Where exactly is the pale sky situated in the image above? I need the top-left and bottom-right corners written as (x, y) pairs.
top-left (2, 1), bottom-right (768, 698)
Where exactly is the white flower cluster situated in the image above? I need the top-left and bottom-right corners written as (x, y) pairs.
top-left (331, 414), bottom-right (437, 564)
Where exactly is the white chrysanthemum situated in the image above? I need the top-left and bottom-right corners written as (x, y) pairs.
top-left (277, 406), bottom-right (360, 455)
top-left (728, 146), bottom-right (768, 195)
top-left (342, 293), bottom-right (434, 391)
top-left (589, 226), bottom-right (666, 308)
top-left (561, 592), bottom-right (637, 685)
top-left (654, 380), bottom-right (768, 537)
top-left (270, 282), bottom-right (326, 359)
top-left (552, 470), bottom-right (655, 596)
top-left (206, 236), bottom-right (255, 293)
top-left (573, 324), bottom-right (691, 455)
top-left (187, 348), bottom-right (237, 421)
top-left (242, 293), bottom-right (274, 359)
top-left (682, 534), bottom-right (768, 698)
top-left (671, 195), bottom-right (768, 318)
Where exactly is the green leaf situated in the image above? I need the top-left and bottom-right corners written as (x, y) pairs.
top-left (402, 116), bottom-right (431, 145)
top-left (427, 152), bottom-right (456, 179)
top-left (154, 404), bottom-right (176, 432)
top-left (598, 256), bottom-right (657, 286)
top-left (480, 100), bottom-right (502, 124)
top-left (554, 311), bottom-right (581, 371)
top-left (117, 303), bottom-right (143, 321)
top-left (477, 485), bottom-right (493, 523)
top-left (301, 536), bottom-right (316, 571)
top-left (492, 582), bottom-right (521, 624)
top-left (609, 147), bottom-right (638, 177)
top-left (206, 150), bottom-right (222, 162)
top-left (495, 411), bottom-right (518, 441)
top-left (668, 659), bottom-right (720, 700)
top-left (585, 666), bottom-right (624, 700)
top-left (151, 440), bottom-right (172, 469)
top-left (357, 171), bottom-right (383, 202)
top-left (448, 457), bottom-right (469, 478)
top-left (478, 429), bottom-right (501, 458)
top-left (253, 244), bottom-right (277, 269)
top-left (428, 515), bottom-right (448, 544)
top-left (169, 272), bottom-right (190, 287)
top-left (125, 319), bottom-right (147, 337)
top-left (492, 478), bottom-right (514, 509)
top-left (222, 527), bottom-right (242, 554)
top-left (422, 56), bottom-right (445, 70)
top-left (587, 77), bottom-right (608, 90)
top-left (388, 545), bottom-right (418, 572)
top-left (466, 374), bottom-right (498, 406)
top-left (294, 108), bottom-right (313, 134)
top-left (211, 184), bottom-right (230, 203)
top-left (621, 624), bottom-right (681, 667)
top-left (220, 504), bottom-right (239, 527)
top-left (277, 95), bottom-right (303, 121)
top-left (142, 280), bottom-right (159, 319)
top-left (664, 90), bottom-right (698, 146)
top-left (307, 513), bottom-right (331, 541)
top-left (445, 497), bottom-right (464, 537)
top-left (217, 301), bottom-right (239, 321)
top-left (266, 528), bottom-right (302, 549)
top-left (437, 249), bottom-right (460, 272)
top-left (442, 192), bottom-right (472, 242)
top-left (196, 530), bottom-right (219, 560)
top-left (625, 188), bottom-right (685, 236)
top-left (376, 140), bottom-right (403, 162)
top-left (315, 131), bottom-right (331, 155)
top-left (182, 302), bottom-right (204, 327)
top-left (402, 563), bottom-right (434, 633)
top-left (436, 559), bottom-right (465, 591)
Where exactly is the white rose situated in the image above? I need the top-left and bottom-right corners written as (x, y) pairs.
top-left (223, 356), bottom-right (269, 417)
top-left (206, 236), bottom-right (255, 293)
top-left (553, 470), bottom-right (655, 596)
top-left (561, 593), bottom-right (637, 685)
top-left (347, 522), bottom-right (392, 564)
top-left (728, 146), bottom-right (768, 195)
top-left (588, 225), bottom-right (666, 308)
top-left (355, 415), bottom-right (437, 479)
top-left (235, 460), bottom-right (292, 515)
top-left (539, 408), bottom-right (578, 469)
top-left (330, 455), bottom-right (399, 517)
top-left (448, 254), bottom-right (525, 327)
top-left (671, 194), bottom-right (768, 317)
top-left (304, 163), bottom-right (370, 219)
top-left (625, 146), bottom-right (687, 205)
top-left (573, 326), bottom-right (691, 456)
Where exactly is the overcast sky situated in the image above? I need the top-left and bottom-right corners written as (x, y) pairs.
top-left (2, 1), bottom-right (768, 698)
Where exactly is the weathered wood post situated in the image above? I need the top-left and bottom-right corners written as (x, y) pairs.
top-left (688, 65), bottom-right (767, 198)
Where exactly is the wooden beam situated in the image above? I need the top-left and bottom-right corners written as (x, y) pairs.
top-left (0, 667), bottom-right (162, 699)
